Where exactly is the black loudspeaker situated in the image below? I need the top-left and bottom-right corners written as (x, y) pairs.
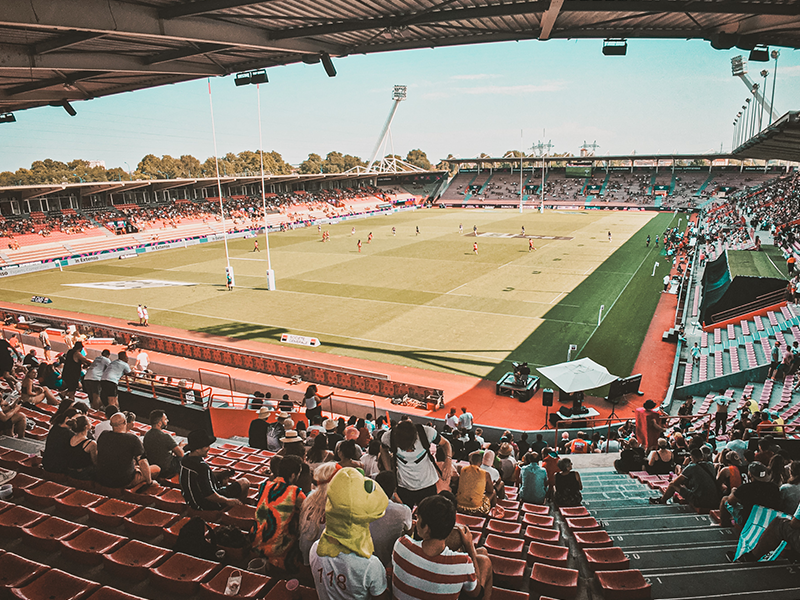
top-left (542, 388), bottom-right (554, 407)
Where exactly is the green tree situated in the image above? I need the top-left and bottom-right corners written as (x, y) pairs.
top-left (406, 149), bottom-right (432, 170)
top-left (179, 155), bottom-right (203, 177)
top-left (299, 153), bottom-right (323, 174)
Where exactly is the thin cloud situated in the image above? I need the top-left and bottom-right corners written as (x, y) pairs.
top-left (459, 81), bottom-right (567, 95)
top-left (450, 73), bottom-right (501, 81)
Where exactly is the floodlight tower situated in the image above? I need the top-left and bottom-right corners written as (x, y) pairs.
top-left (730, 56), bottom-right (780, 126)
top-left (366, 85), bottom-right (407, 173)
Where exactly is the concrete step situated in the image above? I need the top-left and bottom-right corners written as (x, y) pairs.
top-left (646, 562), bottom-right (800, 600)
top-left (599, 513), bottom-right (713, 533)
top-left (627, 543), bottom-right (732, 570)
top-left (611, 526), bottom-right (737, 550)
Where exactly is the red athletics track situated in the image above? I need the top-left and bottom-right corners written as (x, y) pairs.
top-left (0, 295), bottom-right (678, 432)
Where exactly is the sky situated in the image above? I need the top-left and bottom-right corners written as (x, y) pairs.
top-left (1, 38), bottom-right (799, 173)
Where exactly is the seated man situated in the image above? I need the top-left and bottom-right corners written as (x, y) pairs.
top-left (649, 448), bottom-right (718, 510)
top-left (96, 412), bottom-right (160, 488)
top-left (455, 451), bottom-right (495, 516)
top-left (179, 429), bottom-right (250, 510)
top-left (370, 471), bottom-right (412, 568)
top-left (392, 494), bottom-right (493, 600)
top-left (567, 431), bottom-right (590, 454)
top-left (249, 407), bottom-right (270, 450)
top-left (310, 467), bottom-right (390, 600)
top-left (519, 452), bottom-right (548, 505)
top-left (719, 461), bottom-right (782, 528)
top-left (143, 410), bottom-right (185, 479)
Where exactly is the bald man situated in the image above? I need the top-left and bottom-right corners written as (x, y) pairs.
top-left (95, 412), bottom-right (160, 488)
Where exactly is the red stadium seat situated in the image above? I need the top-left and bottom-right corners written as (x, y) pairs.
top-left (162, 517), bottom-right (191, 548)
top-left (199, 566), bottom-right (274, 600)
top-left (527, 541), bottom-right (569, 567)
top-left (207, 457), bottom-right (235, 468)
top-left (0, 505), bottom-right (46, 536)
top-left (0, 449), bottom-right (28, 470)
top-left (0, 552), bottom-right (50, 591)
top-left (564, 516), bottom-right (601, 531)
top-left (22, 481), bottom-right (72, 507)
top-left (92, 484), bottom-right (122, 498)
top-left (220, 504), bottom-right (256, 530)
top-left (522, 513), bottom-right (555, 527)
top-left (594, 570), bottom-right (652, 600)
top-left (584, 547), bottom-right (630, 572)
top-left (486, 519), bottom-right (521, 536)
top-left (60, 528), bottom-right (127, 565)
top-left (88, 499), bottom-right (141, 528)
top-left (149, 552), bottom-right (220, 595)
top-left (523, 525), bottom-right (560, 545)
top-left (21, 516), bottom-right (86, 552)
top-left (496, 509), bottom-right (519, 522)
top-left (8, 472), bottom-right (42, 495)
top-left (487, 554), bottom-right (526, 587)
top-left (186, 508), bottom-right (223, 522)
top-left (102, 540), bottom-right (171, 579)
top-left (85, 587), bottom-right (148, 600)
top-left (492, 588), bottom-right (528, 600)
top-left (122, 484), bottom-right (167, 506)
top-left (520, 502), bottom-right (549, 515)
top-left (558, 506), bottom-right (589, 518)
top-left (55, 490), bottom-right (105, 518)
top-left (153, 488), bottom-right (187, 513)
top-left (484, 534), bottom-right (525, 559)
top-left (530, 563), bottom-right (579, 600)
top-left (455, 514), bottom-right (486, 530)
top-left (123, 507), bottom-right (180, 538)
top-left (496, 499), bottom-right (519, 510)
top-left (573, 530), bottom-right (613, 549)
top-left (9, 568), bottom-right (100, 600)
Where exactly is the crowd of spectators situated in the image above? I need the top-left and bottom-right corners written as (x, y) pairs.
top-left (0, 210), bottom-right (93, 244)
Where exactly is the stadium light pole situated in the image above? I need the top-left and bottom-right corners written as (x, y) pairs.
top-left (769, 50), bottom-right (780, 127)
top-left (256, 83), bottom-right (276, 290)
top-left (207, 79), bottom-right (232, 286)
top-left (759, 70), bottom-right (768, 132)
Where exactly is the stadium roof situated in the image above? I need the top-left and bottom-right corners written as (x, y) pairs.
top-left (443, 153), bottom-right (739, 163)
top-left (2, 0), bottom-right (800, 115)
top-left (733, 111), bottom-right (800, 163)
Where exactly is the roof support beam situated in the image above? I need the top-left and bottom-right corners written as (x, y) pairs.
top-left (0, 45), bottom-right (227, 76)
top-left (143, 43), bottom-right (232, 65)
top-left (539, 0), bottom-right (564, 40)
top-left (34, 31), bottom-right (105, 54)
top-left (160, 0), bottom-right (280, 20)
top-left (5, 70), bottom-right (104, 96)
top-left (0, 0), bottom-right (344, 55)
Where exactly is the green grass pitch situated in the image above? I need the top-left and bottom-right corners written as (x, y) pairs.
top-left (0, 209), bottom-right (684, 380)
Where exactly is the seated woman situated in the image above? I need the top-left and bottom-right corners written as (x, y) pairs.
top-left (553, 457), bottom-right (583, 507)
top-left (20, 367), bottom-right (59, 406)
top-left (306, 433), bottom-right (334, 474)
top-left (646, 438), bottom-right (675, 475)
top-left (65, 415), bottom-right (97, 480)
top-left (716, 449), bottom-right (743, 496)
top-left (335, 439), bottom-right (363, 470)
top-left (41, 408), bottom-right (79, 474)
top-left (455, 451), bottom-right (494, 516)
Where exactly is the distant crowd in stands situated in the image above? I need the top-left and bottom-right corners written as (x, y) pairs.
top-left (1, 210), bottom-right (93, 245)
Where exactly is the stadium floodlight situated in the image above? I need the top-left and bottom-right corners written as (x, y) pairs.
top-left (250, 69), bottom-right (268, 84)
top-left (749, 45), bottom-right (769, 62)
top-left (602, 39), bottom-right (627, 56)
top-left (731, 55), bottom-right (746, 77)
top-left (0, 113), bottom-right (15, 123)
top-left (320, 53), bottom-right (336, 77)
top-left (392, 85), bottom-right (407, 101)
top-left (234, 72), bottom-right (252, 86)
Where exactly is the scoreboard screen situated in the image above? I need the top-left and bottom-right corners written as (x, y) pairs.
top-left (566, 166), bottom-right (592, 178)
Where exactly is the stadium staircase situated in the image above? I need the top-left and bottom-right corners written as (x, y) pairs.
top-left (600, 172), bottom-right (611, 196)
top-left (460, 173), bottom-right (481, 201)
top-left (477, 172), bottom-right (495, 195)
top-left (464, 172), bottom-right (491, 202)
top-left (695, 173), bottom-right (715, 197)
top-left (680, 305), bottom-right (800, 386)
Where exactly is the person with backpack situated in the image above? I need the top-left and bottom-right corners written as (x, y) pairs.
top-left (378, 419), bottom-right (451, 508)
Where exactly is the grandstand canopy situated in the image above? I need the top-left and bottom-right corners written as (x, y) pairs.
top-left (3, 0), bottom-right (800, 115)
top-left (733, 111), bottom-right (800, 164)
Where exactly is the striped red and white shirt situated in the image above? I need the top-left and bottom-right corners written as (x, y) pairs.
top-left (391, 535), bottom-right (477, 600)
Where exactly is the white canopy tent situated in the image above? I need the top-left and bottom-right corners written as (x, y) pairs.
top-left (536, 357), bottom-right (619, 393)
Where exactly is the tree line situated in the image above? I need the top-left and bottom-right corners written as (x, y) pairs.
top-left (0, 148), bottom-right (438, 187)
